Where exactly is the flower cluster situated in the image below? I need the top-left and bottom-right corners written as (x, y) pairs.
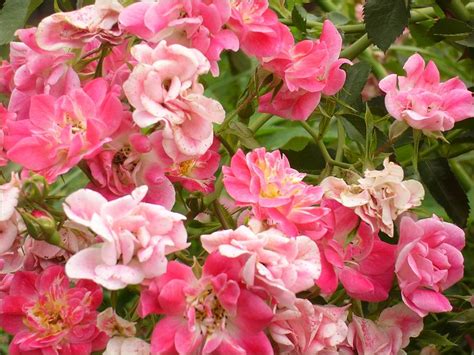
top-left (0, 0), bottom-right (472, 353)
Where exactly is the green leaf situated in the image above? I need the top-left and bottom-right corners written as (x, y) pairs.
top-left (0, 0), bottom-right (33, 45)
top-left (363, 0), bottom-right (411, 51)
top-left (416, 330), bottom-right (457, 349)
top-left (225, 121), bottom-right (260, 149)
top-left (291, 6), bottom-right (307, 33)
top-left (419, 158), bottom-right (470, 227)
top-left (339, 62), bottom-right (372, 112)
top-left (429, 18), bottom-right (473, 41)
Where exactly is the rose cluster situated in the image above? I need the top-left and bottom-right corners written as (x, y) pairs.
top-left (0, 0), bottom-right (472, 354)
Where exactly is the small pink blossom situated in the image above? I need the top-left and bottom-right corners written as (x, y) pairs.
top-left (138, 254), bottom-right (274, 354)
top-left (201, 225), bottom-right (321, 306)
top-left (150, 132), bottom-right (221, 193)
top-left (223, 148), bottom-right (333, 240)
top-left (259, 20), bottom-right (350, 121)
top-left (104, 337), bottom-right (151, 355)
top-left (346, 303), bottom-right (423, 354)
top-left (0, 265), bottom-right (108, 354)
top-left (379, 53), bottom-right (474, 132)
top-left (321, 158), bottom-right (424, 237)
top-left (87, 117), bottom-right (176, 209)
top-left (119, 0), bottom-right (239, 74)
top-left (228, 0), bottom-right (293, 57)
top-left (64, 186), bottom-right (188, 289)
top-left (36, 0), bottom-right (123, 51)
top-left (123, 41), bottom-right (225, 156)
top-left (270, 299), bottom-right (349, 354)
top-left (6, 78), bottom-right (123, 182)
top-left (97, 308), bottom-right (136, 337)
top-left (396, 216), bottom-right (465, 317)
top-left (316, 215), bottom-right (396, 302)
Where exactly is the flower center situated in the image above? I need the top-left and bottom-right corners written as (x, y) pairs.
top-left (177, 159), bottom-right (196, 176)
top-left (189, 287), bottom-right (227, 337)
top-left (63, 113), bottom-right (86, 133)
top-left (24, 292), bottom-right (67, 336)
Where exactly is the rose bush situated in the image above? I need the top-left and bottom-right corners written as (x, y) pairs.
top-left (0, 0), bottom-right (473, 353)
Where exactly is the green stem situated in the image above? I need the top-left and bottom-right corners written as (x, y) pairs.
top-left (316, 0), bottom-right (338, 12)
top-left (341, 34), bottom-right (372, 60)
top-left (249, 113), bottom-right (273, 133)
top-left (300, 121), bottom-right (352, 169)
top-left (335, 118), bottom-right (345, 163)
top-left (111, 291), bottom-right (118, 309)
top-left (360, 50), bottom-right (388, 79)
top-left (436, 0), bottom-right (471, 22)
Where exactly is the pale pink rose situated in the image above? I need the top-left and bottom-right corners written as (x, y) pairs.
top-left (321, 158), bottom-right (424, 237)
top-left (138, 254), bottom-right (274, 354)
top-left (270, 299), bottom-right (349, 354)
top-left (396, 216), bottom-right (465, 317)
top-left (346, 303), bottom-right (423, 355)
top-left (119, 0), bottom-right (239, 75)
top-left (379, 53), bottom-right (474, 131)
top-left (123, 41), bottom-right (225, 156)
top-left (6, 78), bottom-right (124, 182)
top-left (0, 266), bottom-right (108, 354)
top-left (8, 28), bottom-right (80, 120)
top-left (259, 20), bottom-right (350, 120)
top-left (223, 148), bottom-right (333, 240)
top-left (316, 216), bottom-right (396, 301)
top-left (202, 225), bottom-right (321, 306)
top-left (87, 117), bottom-right (176, 209)
top-left (98, 308), bottom-right (136, 337)
top-left (36, 0), bottom-right (123, 51)
top-left (150, 131), bottom-right (221, 193)
top-left (0, 60), bottom-right (14, 95)
top-left (228, 0), bottom-right (293, 57)
top-left (64, 186), bottom-right (188, 289)
top-left (104, 337), bottom-right (151, 355)
top-left (0, 173), bottom-right (21, 222)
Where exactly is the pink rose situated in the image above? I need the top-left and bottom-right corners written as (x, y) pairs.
top-left (5, 78), bottom-right (123, 182)
top-left (396, 216), bottom-right (465, 317)
top-left (123, 41), bottom-right (225, 157)
top-left (316, 215), bottom-right (396, 302)
top-left (347, 303), bottom-right (423, 354)
top-left (259, 20), bottom-right (350, 121)
top-left (223, 148), bottom-right (333, 240)
top-left (87, 117), bottom-right (176, 209)
top-left (138, 254), bottom-right (274, 354)
top-left (270, 299), bottom-right (349, 354)
top-left (64, 186), bottom-right (188, 289)
top-left (379, 53), bottom-right (474, 132)
top-left (202, 225), bottom-right (321, 306)
top-left (36, 0), bottom-right (123, 51)
top-left (0, 60), bottom-right (14, 95)
top-left (0, 266), bottom-right (108, 354)
top-left (321, 158), bottom-right (424, 237)
top-left (97, 308), bottom-right (136, 337)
